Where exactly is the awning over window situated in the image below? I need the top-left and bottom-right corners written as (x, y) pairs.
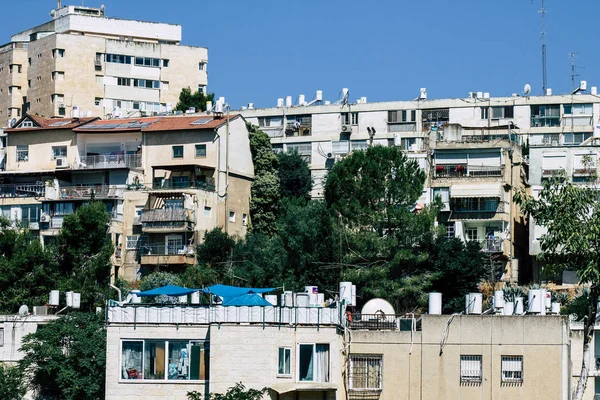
top-left (270, 382), bottom-right (337, 394)
top-left (450, 184), bottom-right (501, 198)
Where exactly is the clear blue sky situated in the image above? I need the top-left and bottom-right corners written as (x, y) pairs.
top-left (4, 0), bottom-right (600, 108)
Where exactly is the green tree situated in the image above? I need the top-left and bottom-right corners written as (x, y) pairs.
top-left (139, 271), bottom-right (182, 291)
top-left (248, 124), bottom-right (280, 235)
top-left (515, 177), bottom-right (600, 400)
top-left (20, 312), bottom-right (106, 400)
top-left (278, 150), bottom-right (312, 201)
top-left (197, 228), bottom-right (235, 269)
top-left (56, 201), bottom-right (113, 310)
top-left (0, 364), bottom-right (27, 400)
top-left (175, 87), bottom-right (215, 112)
top-left (188, 382), bottom-right (266, 400)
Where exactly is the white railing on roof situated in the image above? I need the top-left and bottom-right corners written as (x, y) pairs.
top-left (107, 305), bottom-right (342, 326)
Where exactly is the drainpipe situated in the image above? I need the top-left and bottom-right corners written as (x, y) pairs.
top-left (109, 284), bottom-right (122, 302)
top-left (561, 318), bottom-right (569, 400)
top-left (224, 105), bottom-right (230, 233)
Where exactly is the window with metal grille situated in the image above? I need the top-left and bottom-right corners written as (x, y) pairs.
top-left (126, 235), bottom-right (139, 250)
top-left (349, 355), bottom-right (382, 391)
top-left (501, 356), bottom-right (523, 383)
top-left (460, 355), bottom-right (482, 383)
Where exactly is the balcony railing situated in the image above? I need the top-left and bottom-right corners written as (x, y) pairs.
top-left (58, 185), bottom-right (124, 200)
top-left (450, 203), bottom-right (504, 219)
top-left (468, 238), bottom-right (504, 253)
top-left (347, 314), bottom-right (419, 331)
top-left (434, 165), bottom-right (503, 178)
top-left (139, 244), bottom-right (192, 256)
top-left (74, 154), bottom-right (141, 170)
top-left (0, 183), bottom-right (45, 198)
top-left (141, 208), bottom-right (193, 231)
top-left (152, 180), bottom-right (215, 191)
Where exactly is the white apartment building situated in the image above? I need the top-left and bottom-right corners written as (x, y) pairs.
top-left (0, 3), bottom-right (207, 121)
top-left (238, 87), bottom-right (600, 283)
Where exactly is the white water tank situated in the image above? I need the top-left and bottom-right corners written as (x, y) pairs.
top-left (339, 282), bottom-right (352, 304)
top-left (72, 106), bottom-right (80, 118)
top-left (316, 90), bottom-right (323, 101)
top-left (551, 302), bottom-right (561, 314)
top-left (277, 98), bottom-right (284, 108)
top-left (494, 290), bottom-right (505, 310)
top-left (72, 293), bottom-right (81, 309)
top-left (265, 294), bottom-right (277, 306)
top-left (49, 290), bottom-right (59, 306)
top-left (66, 291), bottom-right (74, 307)
top-left (317, 293), bottom-right (325, 306)
top-left (514, 297), bottom-right (524, 314)
top-left (528, 289), bottom-right (545, 314)
top-left (305, 286), bottom-right (318, 306)
top-left (281, 291), bottom-right (293, 307)
top-left (394, 133), bottom-right (402, 147)
top-left (351, 285), bottom-right (357, 306)
top-left (285, 96), bottom-right (292, 107)
top-left (130, 290), bottom-right (142, 304)
top-left (178, 295), bottom-right (188, 304)
top-left (465, 293), bottom-right (483, 314)
top-left (428, 292), bottom-right (442, 315)
top-left (298, 94), bottom-right (305, 105)
top-left (503, 302), bottom-right (514, 315)
top-left (296, 293), bottom-right (309, 307)
top-left (545, 290), bottom-right (552, 309)
top-left (191, 291), bottom-right (200, 304)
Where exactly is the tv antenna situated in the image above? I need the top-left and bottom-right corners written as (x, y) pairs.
top-left (532, 0), bottom-right (548, 94)
top-left (570, 52), bottom-right (584, 93)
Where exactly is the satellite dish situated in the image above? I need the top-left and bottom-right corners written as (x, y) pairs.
top-left (18, 304), bottom-right (29, 316)
top-left (50, 9), bottom-right (56, 17)
top-left (523, 83), bottom-right (531, 96)
top-left (101, 4), bottom-right (106, 12)
top-left (361, 298), bottom-right (395, 316)
top-left (8, 118), bottom-right (16, 128)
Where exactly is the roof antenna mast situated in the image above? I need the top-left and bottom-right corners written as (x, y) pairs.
top-left (538, 0), bottom-right (548, 94)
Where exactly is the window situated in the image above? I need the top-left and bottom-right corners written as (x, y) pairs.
top-left (242, 214), bottom-right (248, 226)
top-left (445, 222), bottom-right (455, 238)
top-left (117, 77), bottom-right (131, 87)
top-left (28, 80), bottom-right (31, 88)
top-left (204, 206), bottom-right (211, 217)
top-left (95, 98), bottom-right (102, 107)
top-left (501, 356), bottom-right (523, 383)
top-left (16, 145), bottom-right (28, 162)
top-left (135, 57), bottom-right (161, 67)
top-left (36, 76), bottom-right (41, 82)
top-left (164, 199), bottom-right (183, 209)
top-left (126, 235), bottom-right (139, 250)
top-left (466, 227), bottom-right (479, 242)
top-left (172, 145), bottom-right (183, 158)
top-left (52, 71), bottom-right (65, 81)
top-left (564, 103), bottom-right (592, 115)
top-left (298, 344), bottom-right (329, 382)
top-left (351, 140), bottom-right (367, 152)
top-left (199, 62), bottom-right (206, 71)
top-left (460, 355), bottom-right (482, 383)
top-left (332, 140), bottom-right (350, 155)
top-left (133, 79), bottom-right (160, 89)
top-left (162, 59), bottom-right (169, 67)
top-left (198, 85), bottom-right (205, 94)
top-left (121, 340), bottom-right (209, 381)
top-left (53, 48), bottom-right (65, 58)
top-left (342, 112), bottom-right (358, 125)
top-left (161, 81), bottom-right (169, 90)
top-left (564, 132), bottom-right (591, 145)
top-left (531, 105), bottom-right (561, 127)
top-left (229, 211), bottom-right (235, 223)
top-left (278, 347), bottom-right (291, 376)
top-left (28, 58), bottom-right (31, 66)
top-left (195, 144), bottom-right (207, 158)
top-left (491, 106), bottom-right (514, 119)
top-left (349, 355), bottom-right (382, 391)
top-left (388, 110), bottom-right (416, 123)
top-left (480, 107), bottom-right (489, 120)
top-left (52, 146), bottom-right (67, 159)
top-left (105, 54), bottom-right (132, 64)
top-left (0, 327), bottom-right (3, 346)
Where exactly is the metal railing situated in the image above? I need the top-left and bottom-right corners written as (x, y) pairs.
top-left (58, 185), bottom-right (124, 199)
top-left (434, 165), bottom-right (503, 178)
top-left (0, 183), bottom-right (45, 198)
top-left (347, 314), bottom-right (417, 331)
top-left (74, 154), bottom-right (141, 170)
top-left (468, 238), bottom-right (504, 253)
top-left (152, 180), bottom-right (215, 191)
top-left (139, 244), bottom-right (191, 256)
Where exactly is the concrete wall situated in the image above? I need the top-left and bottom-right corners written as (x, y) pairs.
top-left (5, 128), bottom-right (74, 171)
top-left (0, 315), bottom-right (59, 362)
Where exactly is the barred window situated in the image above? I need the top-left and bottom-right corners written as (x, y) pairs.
top-left (126, 235), bottom-right (139, 250)
top-left (501, 356), bottom-right (523, 383)
top-left (349, 355), bottom-right (382, 391)
top-left (460, 355), bottom-right (482, 383)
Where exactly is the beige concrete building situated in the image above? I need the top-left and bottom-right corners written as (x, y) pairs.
top-left (105, 299), bottom-right (570, 400)
top-left (0, 3), bottom-right (207, 122)
top-left (2, 112), bottom-right (253, 282)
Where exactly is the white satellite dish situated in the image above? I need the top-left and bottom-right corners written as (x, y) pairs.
top-left (361, 298), bottom-right (396, 316)
top-left (18, 304), bottom-right (29, 316)
top-left (523, 83), bottom-right (531, 96)
top-left (7, 118), bottom-right (16, 128)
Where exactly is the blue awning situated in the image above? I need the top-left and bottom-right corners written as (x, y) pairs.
top-left (202, 284), bottom-right (275, 299)
top-left (137, 285), bottom-right (200, 297)
top-left (222, 293), bottom-right (273, 307)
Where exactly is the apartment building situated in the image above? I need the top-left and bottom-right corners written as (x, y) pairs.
top-left (0, 3), bottom-right (207, 121)
top-left (105, 297), bottom-right (570, 400)
top-left (2, 112), bottom-right (253, 281)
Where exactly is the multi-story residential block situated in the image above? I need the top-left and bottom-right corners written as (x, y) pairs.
top-left (0, 3), bottom-right (207, 121)
top-left (239, 88), bottom-right (600, 283)
top-left (1, 112), bottom-right (253, 281)
top-left (105, 296), bottom-right (569, 400)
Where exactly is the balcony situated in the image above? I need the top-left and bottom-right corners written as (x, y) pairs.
top-left (450, 202), bottom-right (504, 220)
top-left (0, 183), bottom-right (45, 198)
top-left (468, 238), bottom-right (504, 253)
top-left (41, 216), bottom-right (64, 230)
top-left (151, 179), bottom-right (215, 192)
top-left (57, 185), bottom-right (124, 200)
top-left (139, 244), bottom-right (195, 266)
top-left (141, 208), bottom-right (193, 232)
top-left (73, 154), bottom-right (141, 170)
top-left (434, 165), bottom-right (503, 178)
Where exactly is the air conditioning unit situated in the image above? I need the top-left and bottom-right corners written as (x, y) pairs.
top-left (40, 213), bottom-right (50, 223)
top-left (341, 125), bottom-right (353, 133)
top-left (34, 306), bottom-right (48, 316)
top-left (55, 156), bottom-right (68, 168)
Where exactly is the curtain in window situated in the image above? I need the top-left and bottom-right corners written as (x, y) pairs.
top-left (121, 341), bottom-right (143, 379)
top-left (366, 358), bottom-right (381, 388)
top-left (299, 344), bottom-right (314, 381)
top-left (314, 344), bottom-right (330, 382)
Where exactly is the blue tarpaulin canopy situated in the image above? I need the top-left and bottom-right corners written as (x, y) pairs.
top-left (222, 293), bottom-right (273, 307)
top-left (137, 285), bottom-right (200, 297)
top-left (202, 284), bottom-right (275, 299)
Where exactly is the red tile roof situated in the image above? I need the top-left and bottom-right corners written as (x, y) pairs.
top-left (6, 114), bottom-right (99, 132)
top-left (72, 114), bottom-right (240, 133)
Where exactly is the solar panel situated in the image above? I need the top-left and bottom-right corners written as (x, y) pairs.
top-left (191, 118), bottom-right (212, 125)
top-left (48, 121), bottom-right (71, 127)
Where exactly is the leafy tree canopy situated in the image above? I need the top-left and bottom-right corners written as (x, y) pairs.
top-left (175, 87), bottom-right (215, 112)
top-left (0, 364), bottom-right (27, 400)
top-left (188, 382), bottom-right (267, 400)
top-left (278, 150), bottom-right (312, 201)
top-left (20, 312), bottom-right (106, 400)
